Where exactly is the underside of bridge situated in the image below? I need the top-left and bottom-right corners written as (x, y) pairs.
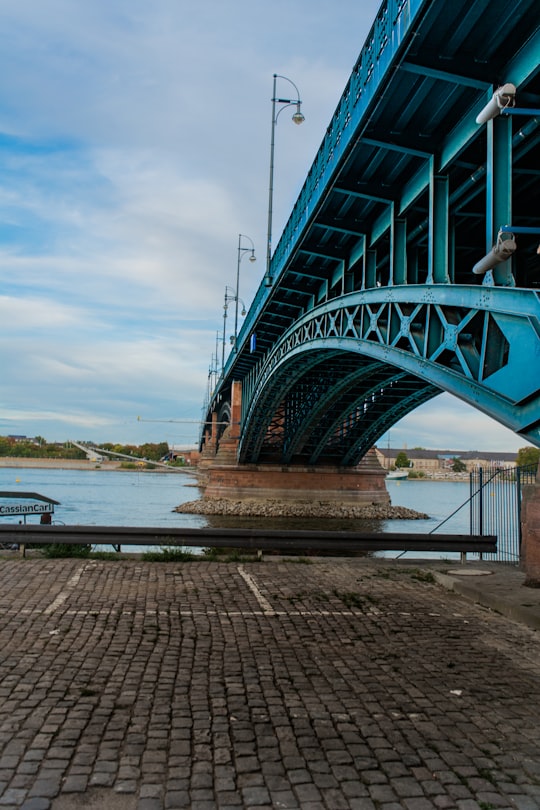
top-left (201, 0), bottom-right (540, 496)
top-left (238, 351), bottom-right (439, 466)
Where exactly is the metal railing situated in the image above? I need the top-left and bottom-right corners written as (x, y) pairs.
top-left (470, 464), bottom-right (537, 564)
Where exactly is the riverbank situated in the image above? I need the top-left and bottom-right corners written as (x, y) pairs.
top-left (0, 457), bottom-right (122, 470)
top-left (176, 497), bottom-right (429, 520)
top-left (0, 457), bottom-right (193, 473)
top-left (0, 458), bottom-right (472, 482)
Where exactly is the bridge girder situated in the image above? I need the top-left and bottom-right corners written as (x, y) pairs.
top-left (203, 0), bottom-right (540, 464)
top-left (237, 286), bottom-right (540, 465)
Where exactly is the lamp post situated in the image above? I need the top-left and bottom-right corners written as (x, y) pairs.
top-left (234, 234), bottom-right (256, 349)
top-left (221, 286), bottom-right (246, 372)
top-left (265, 73), bottom-right (305, 287)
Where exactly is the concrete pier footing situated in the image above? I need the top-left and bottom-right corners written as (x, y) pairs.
top-left (202, 449), bottom-right (390, 505)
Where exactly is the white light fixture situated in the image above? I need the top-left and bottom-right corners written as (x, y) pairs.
top-left (476, 83), bottom-right (516, 124)
top-left (292, 106), bottom-right (305, 125)
top-left (472, 230), bottom-right (517, 275)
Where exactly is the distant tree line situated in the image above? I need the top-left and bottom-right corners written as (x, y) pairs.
top-left (98, 442), bottom-right (169, 462)
top-left (0, 436), bottom-right (169, 462)
top-left (516, 446), bottom-right (540, 468)
top-left (0, 436), bottom-right (84, 459)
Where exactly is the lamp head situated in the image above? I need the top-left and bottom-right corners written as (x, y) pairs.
top-left (292, 105), bottom-right (304, 125)
top-left (472, 231), bottom-right (517, 274)
top-left (249, 251), bottom-right (256, 263)
top-left (476, 83), bottom-right (516, 125)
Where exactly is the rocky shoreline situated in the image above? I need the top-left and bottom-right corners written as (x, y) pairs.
top-left (175, 498), bottom-right (429, 520)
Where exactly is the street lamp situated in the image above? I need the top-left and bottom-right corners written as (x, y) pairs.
top-left (265, 73), bottom-right (305, 287)
top-left (222, 285), bottom-right (246, 371)
top-left (234, 234), bottom-right (256, 349)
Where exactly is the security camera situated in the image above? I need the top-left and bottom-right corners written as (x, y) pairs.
top-left (472, 231), bottom-right (517, 274)
top-left (476, 83), bottom-right (516, 124)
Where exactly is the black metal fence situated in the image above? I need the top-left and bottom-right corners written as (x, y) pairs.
top-left (470, 464), bottom-right (538, 564)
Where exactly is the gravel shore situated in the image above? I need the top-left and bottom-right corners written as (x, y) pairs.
top-left (176, 498), bottom-right (429, 520)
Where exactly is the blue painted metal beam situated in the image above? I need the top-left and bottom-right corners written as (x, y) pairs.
top-left (237, 287), bottom-right (540, 463)
top-left (203, 0), bottom-right (540, 465)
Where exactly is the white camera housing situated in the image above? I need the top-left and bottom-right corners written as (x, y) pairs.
top-left (472, 232), bottom-right (517, 274)
top-left (476, 83), bottom-right (516, 124)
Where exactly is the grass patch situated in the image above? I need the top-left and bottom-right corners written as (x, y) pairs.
top-left (409, 569), bottom-right (436, 584)
top-left (332, 589), bottom-right (365, 609)
top-left (41, 544), bottom-right (91, 558)
top-left (377, 567), bottom-right (436, 584)
top-left (141, 547), bottom-right (197, 562)
top-left (201, 547), bottom-right (261, 563)
top-left (332, 589), bottom-right (379, 609)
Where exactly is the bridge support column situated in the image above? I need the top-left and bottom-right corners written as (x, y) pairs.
top-left (207, 381), bottom-right (242, 466)
top-left (520, 463), bottom-right (540, 585)
top-left (203, 448), bottom-right (390, 505)
top-left (198, 412), bottom-right (219, 467)
top-left (487, 114), bottom-right (514, 287)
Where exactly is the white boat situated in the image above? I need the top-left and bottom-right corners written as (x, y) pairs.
top-left (386, 469), bottom-right (409, 480)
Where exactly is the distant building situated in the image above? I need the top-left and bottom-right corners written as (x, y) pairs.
top-left (168, 445), bottom-right (200, 466)
top-left (375, 447), bottom-right (517, 474)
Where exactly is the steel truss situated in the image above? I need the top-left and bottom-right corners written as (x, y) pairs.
top-left (239, 286), bottom-right (540, 465)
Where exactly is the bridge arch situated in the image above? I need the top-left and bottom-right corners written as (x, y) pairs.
top-left (215, 401), bottom-right (231, 444)
top-left (238, 286), bottom-right (540, 465)
top-left (202, 0), bottom-right (540, 468)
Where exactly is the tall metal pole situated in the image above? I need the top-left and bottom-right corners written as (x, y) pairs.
top-left (265, 74), bottom-right (278, 288)
top-left (264, 74), bottom-right (304, 288)
top-left (234, 234), bottom-right (256, 348)
top-left (235, 232), bottom-right (243, 343)
top-left (221, 291), bottom-right (228, 373)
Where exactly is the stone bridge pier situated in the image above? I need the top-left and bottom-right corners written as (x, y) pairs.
top-left (199, 382), bottom-right (390, 506)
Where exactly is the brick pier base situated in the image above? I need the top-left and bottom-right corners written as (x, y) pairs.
top-left (521, 463), bottom-right (540, 584)
top-left (203, 450), bottom-right (390, 505)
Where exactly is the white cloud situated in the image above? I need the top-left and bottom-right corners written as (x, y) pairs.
top-left (385, 394), bottom-right (531, 454)
top-left (0, 295), bottom-right (84, 329)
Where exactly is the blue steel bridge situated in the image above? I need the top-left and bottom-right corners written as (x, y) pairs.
top-left (201, 0), bottom-right (540, 469)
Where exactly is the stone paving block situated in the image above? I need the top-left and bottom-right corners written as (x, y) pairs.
top-left (136, 799), bottom-right (162, 810)
top-left (511, 797), bottom-right (540, 810)
top-left (0, 559), bottom-right (540, 809)
top-left (0, 788), bottom-right (28, 805)
top-left (240, 784), bottom-right (272, 805)
top-left (27, 778), bottom-right (62, 799)
top-left (89, 771), bottom-right (115, 787)
top-left (20, 800), bottom-right (51, 810)
top-left (61, 775), bottom-right (88, 793)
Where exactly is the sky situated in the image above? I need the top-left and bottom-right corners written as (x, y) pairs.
top-left (0, 0), bottom-right (533, 455)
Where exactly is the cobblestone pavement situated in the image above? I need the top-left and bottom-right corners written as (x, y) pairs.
top-left (0, 557), bottom-right (539, 810)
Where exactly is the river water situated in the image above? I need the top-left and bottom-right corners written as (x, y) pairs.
top-left (0, 467), bottom-right (473, 559)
